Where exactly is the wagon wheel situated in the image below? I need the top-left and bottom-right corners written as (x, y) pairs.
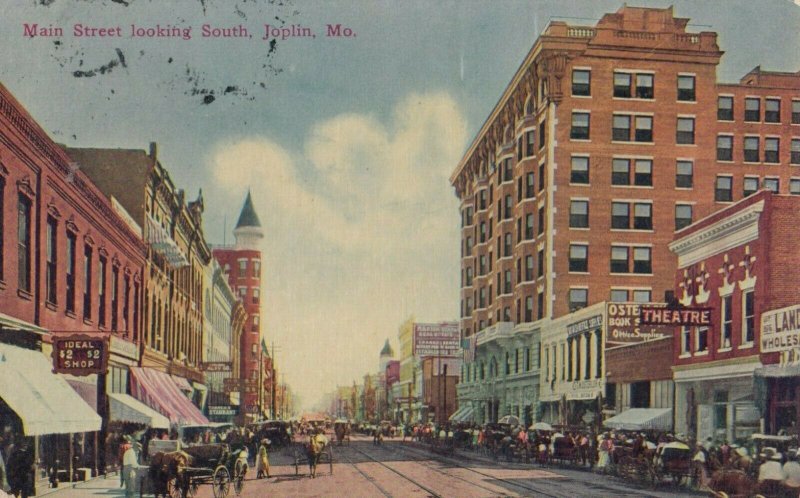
top-left (212, 465), bottom-right (231, 498)
top-left (233, 460), bottom-right (247, 496)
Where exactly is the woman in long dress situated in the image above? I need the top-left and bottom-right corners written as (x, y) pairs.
top-left (596, 434), bottom-right (613, 472)
top-left (256, 439), bottom-right (270, 479)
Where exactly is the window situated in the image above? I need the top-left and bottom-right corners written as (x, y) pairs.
top-left (525, 214), bottom-right (534, 239)
top-left (479, 255), bottom-right (486, 275)
top-left (537, 207), bottom-right (544, 235)
top-left (792, 139), bottom-right (800, 165)
top-left (676, 117), bottom-right (695, 144)
top-left (238, 259), bottom-right (247, 277)
top-left (571, 112), bottom-right (590, 140)
top-left (525, 173), bottom-right (535, 198)
top-left (517, 137), bottom-right (523, 162)
top-left (504, 270), bottom-right (512, 294)
top-left (634, 160), bottom-right (653, 186)
top-left (613, 72), bottom-right (632, 98)
top-left (570, 156), bottom-right (589, 184)
top-left (611, 202), bottom-right (630, 229)
top-left (612, 115), bottom-right (631, 141)
top-left (743, 290), bottom-right (755, 344)
top-left (525, 296), bottom-right (533, 322)
top-left (677, 75), bottom-right (695, 101)
top-left (681, 326), bottom-right (691, 355)
top-left (537, 291), bottom-right (544, 319)
top-left (478, 192), bottom-right (486, 212)
top-left (633, 247), bottom-right (652, 274)
top-left (569, 200), bottom-right (589, 228)
top-left (525, 255), bottom-right (534, 281)
top-left (504, 195), bottom-right (512, 219)
top-left (721, 294), bottom-right (733, 349)
top-left (766, 98), bottom-right (781, 123)
top-left (794, 100), bottom-right (800, 125)
top-left (633, 290), bottom-right (651, 303)
top-left (635, 116), bottom-right (653, 142)
top-left (715, 176), bottom-right (733, 202)
top-left (504, 233), bottom-right (512, 257)
top-left (46, 217), bottom-right (57, 304)
top-left (696, 327), bottom-right (709, 353)
top-left (636, 74), bottom-right (654, 99)
top-left (718, 96), bottom-right (734, 121)
top-left (675, 204), bottom-right (693, 230)
top-left (111, 266), bottom-right (119, 331)
top-left (479, 287), bottom-right (486, 309)
top-left (676, 161), bottom-right (693, 188)
top-left (569, 288), bottom-right (588, 312)
top-left (633, 203), bottom-right (652, 230)
top-left (66, 231), bottom-right (76, 313)
top-left (610, 246), bottom-right (629, 273)
top-left (610, 289), bottom-right (628, 302)
top-left (526, 131), bottom-right (535, 156)
top-left (538, 163), bottom-right (545, 191)
top-left (717, 135), bottom-right (733, 161)
top-left (791, 179), bottom-right (800, 195)
top-left (745, 97), bottom-right (760, 122)
top-left (98, 256), bottom-right (107, 327)
top-left (465, 267), bottom-right (473, 286)
top-left (611, 158), bottom-right (629, 185)
top-left (503, 159), bottom-right (513, 183)
top-left (763, 178), bottom-right (780, 193)
top-left (744, 136), bottom-right (760, 162)
top-left (569, 244), bottom-right (588, 272)
top-left (765, 138), bottom-right (780, 163)
top-left (83, 245), bottom-right (93, 319)
top-left (538, 122), bottom-right (546, 150)
top-left (572, 69), bottom-right (591, 96)
top-left (17, 195), bottom-right (31, 292)
top-left (537, 250), bottom-right (544, 278)
top-left (744, 177), bottom-right (759, 197)
top-left (253, 260), bottom-right (261, 278)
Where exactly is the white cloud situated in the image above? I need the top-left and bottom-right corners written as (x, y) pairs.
top-left (208, 92), bottom-right (467, 410)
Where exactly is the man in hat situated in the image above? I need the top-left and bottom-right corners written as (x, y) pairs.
top-left (121, 442), bottom-right (138, 498)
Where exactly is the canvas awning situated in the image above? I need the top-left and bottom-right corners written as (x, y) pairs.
top-left (448, 406), bottom-right (467, 422)
top-left (755, 364), bottom-right (800, 378)
top-left (603, 408), bottom-right (672, 431)
top-left (0, 343), bottom-right (101, 435)
top-left (145, 214), bottom-right (189, 268)
top-left (449, 406), bottom-right (474, 423)
top-left (129, 367), bottom-right (208, 425)
top-left (109, 393), bottom-right (170, 429)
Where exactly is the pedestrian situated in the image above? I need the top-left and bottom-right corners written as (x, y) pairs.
top-left (256, 439), bottom-right (271, 479)
top-left (121, 442), bottom-right (138, 498)
top-left (596, 433), bottom-right (613, 473)
top-left (0, 439), bottom-right (9, 495)
top-left (118, 436), bottom-right (132, 487)
top-left (7, 441), bottom-right (34, 498)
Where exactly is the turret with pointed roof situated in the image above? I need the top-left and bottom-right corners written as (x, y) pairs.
top-left (233, 191), bottom-right (264, 250)
top-left (380, 339), bottom-right (394, 357)
top-left (379, 338), bottom-right (394, 373)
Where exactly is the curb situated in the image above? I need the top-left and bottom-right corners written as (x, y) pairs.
top-left (36, 472), bottom-right (120, 497)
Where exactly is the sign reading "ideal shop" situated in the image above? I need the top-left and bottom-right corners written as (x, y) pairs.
top-left (52, 334), bottom-right (109, 376)
top-left (761, 304), bottom-right (800, 353)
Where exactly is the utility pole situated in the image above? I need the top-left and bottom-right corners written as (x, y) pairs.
top-left (271, 340), bottom-right (277, 419)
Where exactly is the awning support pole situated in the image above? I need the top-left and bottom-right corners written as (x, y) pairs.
top-left (69, 433), bottom-right (73, 483)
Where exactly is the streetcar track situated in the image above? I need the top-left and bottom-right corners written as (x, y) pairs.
top-left (342, 443), bottom-right (444, 498)
top-left (338, 448), bottom-right (397, 498)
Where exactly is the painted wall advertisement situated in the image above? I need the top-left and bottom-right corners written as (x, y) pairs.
top-left (413, 322), bottom-right (460, 357)
top-left (761, 304), bottom-right (800, 353)
top-left (606, 303), bottom-right (673, 350)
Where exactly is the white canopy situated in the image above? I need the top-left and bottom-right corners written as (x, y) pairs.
top-left (449, 406), bottom-right (474, 423)
top-left (0, 343), bottom-right (101, 435)
top-left (109, 393), bottom-right (170, 429)
top-left (603, 408), bottom-right (672, 431)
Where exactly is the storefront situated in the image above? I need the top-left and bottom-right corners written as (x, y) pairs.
top-left (0, 325), bottom-right (101, 495)
top-left (129, 367), bottom-right (209, 426)
top-left (539, 302), bottom-right (605, 428)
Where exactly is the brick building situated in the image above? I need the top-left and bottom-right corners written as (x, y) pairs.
top-left (63, 144), bottom-right (212, 424)
top-left (213, 192), bottom-right (265, 420)
top-left (450, 5), bottom-right (800, 426)
top-left (669, 190), bottom-right (800, 442)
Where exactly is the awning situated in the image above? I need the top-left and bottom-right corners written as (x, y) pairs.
top-left (449, 406), bottom-right (474, 423)
top-left (603, 408), bottom-right (672, 431)
top-left (129, 367), bottom-right (208, 426)
top-left (171, 375), bottom-right (194, 393)
top-left (0, 312), bottom-right (47, 335)
top-left (109, 393), bottom-right (170, 429)
top-left (0, 343), bottom-right (101, 435)
top-left (755, 364), bottom-right (800, 378)
top-left (67, 379), bottom-right (98, 412)
top-left (145, 215), bottom-right (189, 268)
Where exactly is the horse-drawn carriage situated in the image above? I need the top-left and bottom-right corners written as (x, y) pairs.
top-left (652, 441), bottom-right (693, 485)
top-left (334, 419), bottom-right (351, 446)
top-left (293, 432), bottom-right (333, 478)
top-left (708, 434), bottom-right (800, 498)
top-left (549, 434), bottom-right (580, 466)
top-left (608, 439), bottom-right (657, 482)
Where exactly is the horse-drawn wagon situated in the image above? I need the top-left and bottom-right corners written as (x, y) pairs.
top-left (334, 419), bottom-right (350, 446)
top-left (294, 432), bottom-right (333, 478)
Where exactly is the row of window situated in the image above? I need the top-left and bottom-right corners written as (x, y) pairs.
top-left (571, 69), bottom-right (695, 102)
top-left (717, 135), bottom-right (800, 164)
top-left (571, 156), bottom-right (697, 189)
top-left (224, 259), bottom-right (261, 279)
top-left (680, 289), bottom-right (755, 355)
top-left (714, 175), bottom-right (800, 201)
top-left (569, 200), bottom-right (690, 231)
top-left (718, 95), bottom-right (800, 124)
top-left (571, 112), bottom-right (655, 143)
top-left (462, 291), bottom-right (545, 323)
top-left (543, 329), bottom-right (603, 383)
top-left (567, 285), bottom-right (655, 313)
top-left (463, 346), bottom-right (537, 383)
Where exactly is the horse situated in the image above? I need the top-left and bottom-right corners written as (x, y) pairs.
top-left (148, 451), bottom-right (192, 498)
top-left (306, 433), bottom-right (328, 478)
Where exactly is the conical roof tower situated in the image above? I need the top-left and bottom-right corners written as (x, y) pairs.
top-left (233, 191), bottom-right (263, 250)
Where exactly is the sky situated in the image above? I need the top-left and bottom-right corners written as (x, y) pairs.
top-left (2, 0), bottom-right (799, 412)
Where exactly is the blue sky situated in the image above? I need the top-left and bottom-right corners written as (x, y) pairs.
top-left (2, 0), bottom-right (799, 410)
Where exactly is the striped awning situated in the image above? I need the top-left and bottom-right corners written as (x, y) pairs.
top-left (145, 215), bottom-right (189, 268)
top-left (129, 367), bottom-right (208, 426)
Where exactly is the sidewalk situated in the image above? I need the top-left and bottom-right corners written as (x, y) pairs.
top-left (36, 474), bottom-right (126, 498)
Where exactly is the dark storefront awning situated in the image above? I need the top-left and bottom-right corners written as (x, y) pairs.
top-left (109, 393), bottom-right (170, 429)
top-left (129, 367), bottom-right (208, 425)
top-left (0, 343), bottom-right (101, 435)
top-left (603, 408), bottom-right (672, 431)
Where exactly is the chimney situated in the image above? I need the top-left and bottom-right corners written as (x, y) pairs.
top-left (149, 142), bottom-right (158, 160)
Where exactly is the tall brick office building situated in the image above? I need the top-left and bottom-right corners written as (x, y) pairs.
top-left (451, 5), bottom-right (800, 425)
